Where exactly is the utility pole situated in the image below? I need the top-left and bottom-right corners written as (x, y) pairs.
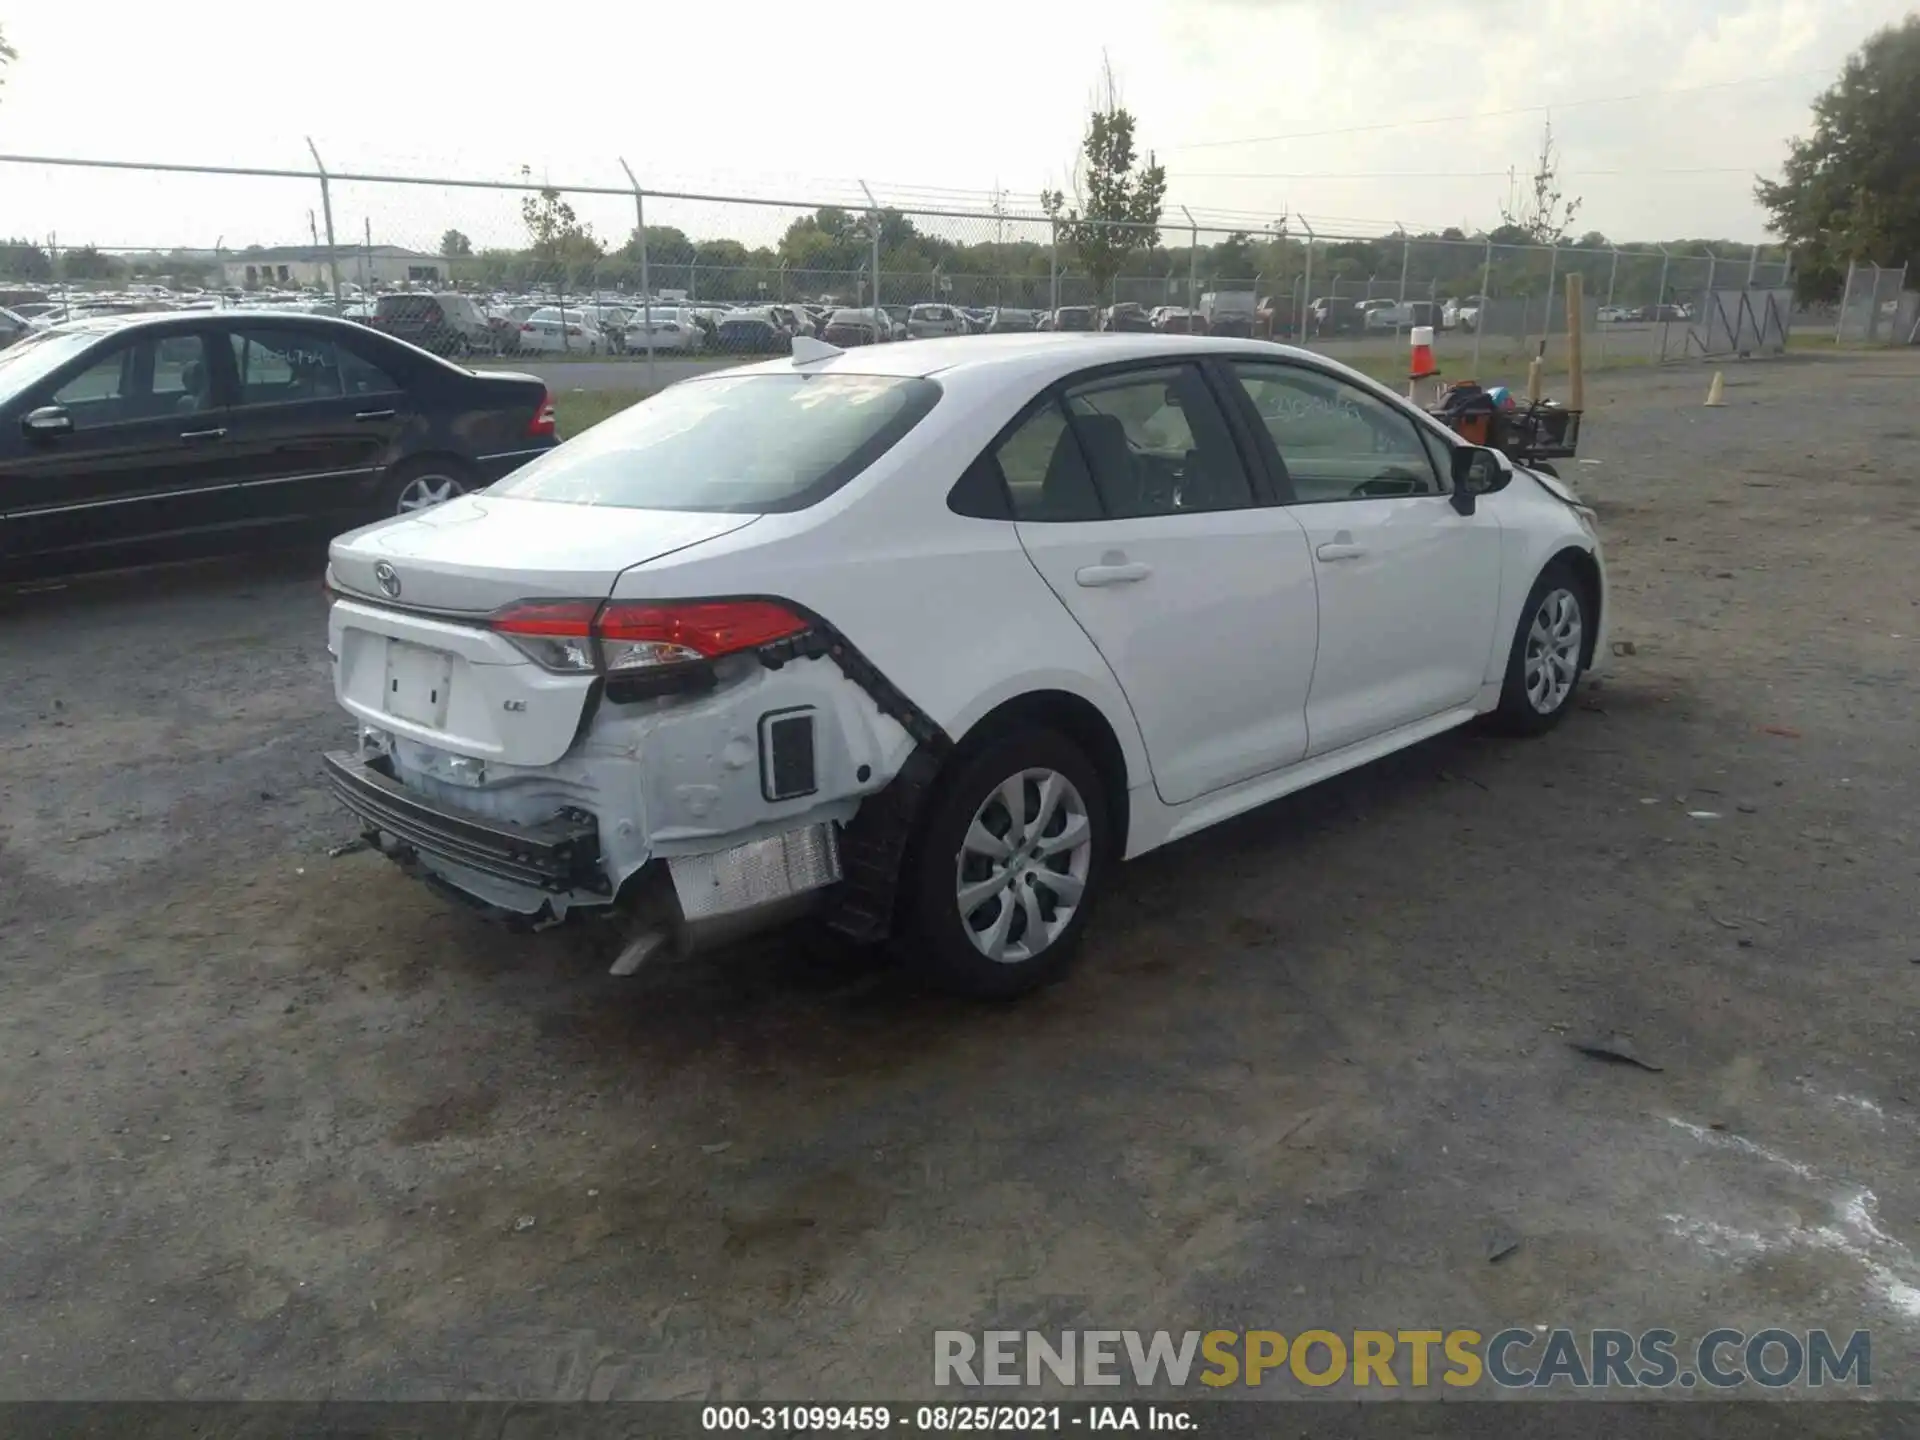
top-left (860, 179), bottom-right (882, 326)
top-left (618, 157), bottom-right (655, 387)
top-left (305, 137), bottom-right (343, 306)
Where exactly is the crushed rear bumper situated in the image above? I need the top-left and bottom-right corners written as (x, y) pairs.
top-left (321, 750), bottom-right (606, 895)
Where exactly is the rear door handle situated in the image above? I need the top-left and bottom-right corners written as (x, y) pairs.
top-left (1074, 560), bottom-right (1152, 587)
top-left (354, 409), bottom-right (397, 421)
top-left (179, 427), bottom-right (227, 441)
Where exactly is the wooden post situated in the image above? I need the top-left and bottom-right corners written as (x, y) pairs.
top-left (1565, 271), bottom-right (1585, 412)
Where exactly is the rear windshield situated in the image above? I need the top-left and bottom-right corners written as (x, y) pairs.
top-left (491, 372), bottom-right (942, 514)
top-left (377, 296), bottom-right (441, 319)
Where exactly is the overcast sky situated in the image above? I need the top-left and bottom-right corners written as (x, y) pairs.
top-left (0, 0), bottom-right (1911, 254)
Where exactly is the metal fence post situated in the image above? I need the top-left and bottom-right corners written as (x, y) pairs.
top-left (1745, 243), bottom-right (1759, 288)
top-left (1542, 243), bottom-right (1559, 351)
top-left (1600, 246), bottom-right (1619, 364)
top-left (1299, 218), bottom-right (1315, 346)
top-left (859, 180), bottom-right (881, 324)
top-left (304, 137), bottom-right (342, 307)
top-left (1472, 234), bottom-right (1491, 375)
top-left (1396, 225), bottom-right (1410, 336)
top-left (618, 157), bottom-right (655, 387)
top-left (1183, 206), bottom-right (1198, 313)
top-left (1655, 245), bottom-right (1672, 362)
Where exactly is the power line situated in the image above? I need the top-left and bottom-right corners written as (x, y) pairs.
top-left (1166, 68), bottom-right (1830, 151)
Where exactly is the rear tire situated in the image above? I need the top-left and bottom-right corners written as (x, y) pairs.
top-left (901, 728), bottom-right (1111, 999)
top-left (1488, 558), bottom-right (1589, 736)
top-left (379, 456), bottom-right (473, 518)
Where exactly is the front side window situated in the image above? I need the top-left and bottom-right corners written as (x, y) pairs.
top-left (1062, 365), bottom-right (1253, 517)
top-left (46, 333), bottom-right (214, 428)
top-left (491, 372), bottom-right (941, 513)
top-left (1229, 361), bottom-right (1441, 502)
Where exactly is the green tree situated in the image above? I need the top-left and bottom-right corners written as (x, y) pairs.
top-left (61, 246), bottom-right (122, 281)
top-left (518, 176), bottom-right (604, 284)
top-left (1757, 15), bottom-right (1920, 299)
top-left (1500, 119), bottom-right (1582, 245)
top-left (0, 237), bottom-right (52, 280)
top-left (439, 229), bottom-right (473, 259)
top-left (1040, 61), bottom-right (1167, 301)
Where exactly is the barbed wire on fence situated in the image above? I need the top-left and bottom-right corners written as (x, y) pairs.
top-left (0, 147), bottom-right (1892, 369)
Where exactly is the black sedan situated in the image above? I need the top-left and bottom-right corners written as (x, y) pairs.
top-left (0, 311), bottom-right (557, 583)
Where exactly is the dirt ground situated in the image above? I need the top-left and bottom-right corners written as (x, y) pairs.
top-left (2, 352), bottom-right (1918, 1403)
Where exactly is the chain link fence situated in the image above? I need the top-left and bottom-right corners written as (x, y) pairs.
top-left (1832, 262), bottom-right (1917, 345)
top-left (0, 149), bottom-right (1818, 382)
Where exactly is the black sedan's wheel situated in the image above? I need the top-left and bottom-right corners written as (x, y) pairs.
top-left (380, 458), bottom-right (472, 518)
top-left (903, 728), bottom-right (1110, 998)
top-left (1489, 559), bottom-right (1588, 735)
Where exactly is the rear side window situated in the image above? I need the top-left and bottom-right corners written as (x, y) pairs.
top-left (491, 373), bottom-right (941, 514)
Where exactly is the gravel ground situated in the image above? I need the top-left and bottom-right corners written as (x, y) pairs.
top-left (2, 352), bottom-right (1917, 1402)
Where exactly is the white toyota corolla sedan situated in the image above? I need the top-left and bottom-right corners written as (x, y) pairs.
top-left (322, 333), bottom-right (1605, 997)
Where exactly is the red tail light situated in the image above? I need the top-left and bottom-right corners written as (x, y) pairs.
top-left (528, 389), bottom-right (557, 439)
top-left (565, 325), bottom-right (581, 337)
top-left (490, 598), bottom-right (810, 675)
top-left (519, 321), bottom-right (534, 331)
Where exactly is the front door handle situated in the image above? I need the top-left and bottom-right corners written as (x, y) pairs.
top-left (1316, 529), bottom-right (1365, 562)
top-left (1075, 560), bottom-right (1152, 588)
top-left (179, 427), bottom-right (227, 441)
top-left (354, 408), bottom-right (397, 421)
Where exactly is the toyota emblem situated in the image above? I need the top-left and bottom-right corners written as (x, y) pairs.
top-left (373, 561), bottom-right (401, 598)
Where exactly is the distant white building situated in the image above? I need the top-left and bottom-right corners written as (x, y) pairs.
top-left (222, 244), bottom-right (447, 291)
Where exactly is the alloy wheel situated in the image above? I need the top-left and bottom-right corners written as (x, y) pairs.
top-left (955, 768), bottom-right (1094, 964)
top-left (395, 475), bottom-right (464, 514)
top-left (1524, 587), bottom-right (1583, 714)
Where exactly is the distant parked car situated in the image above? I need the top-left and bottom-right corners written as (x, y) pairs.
top-left (906, 303), bottom-right (968, 339)
top-left (715, 308), bottom-right (789, 354)
top-left (1101, 303), bottom-right (1154, 333)
top-left (1050, 306), bottom-right (1098, 333)
top-left (1595, 305), bottom-right (1630, 324)
top-left (0, 310), bottom-right (557, 581)
top-left (0, 306), bottom-right (28, 349)
top-left (368, 292), bottom-right (491, 357)
top-left (985, 307), bottom-right (1038, 333)
top-left (880, 305), bottom-right (911, 340)
top-left (517, 307), bottom-right (608, 354)
top-left (1153, 307), bottom-right (1206, 335)
top-left (822, 308), bottom-right (890, 346)
top-left (1308, 297), bottom-right (1368, 337)
top-left (766, 304), bottom-right (815, 339)
top-left (623, 306), bottom-right (706, 352)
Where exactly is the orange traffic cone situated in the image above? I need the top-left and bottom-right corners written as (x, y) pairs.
top-left (1410, 325), bottom-right (1438, 380)
top-left (1408, 325), bottom-right (1440, 404)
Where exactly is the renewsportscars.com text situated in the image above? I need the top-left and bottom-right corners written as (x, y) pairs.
top-left (933, 1328), bottom-right (1871, 1390)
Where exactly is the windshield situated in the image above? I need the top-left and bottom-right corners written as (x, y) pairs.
top-left (0, 328), bottom-right (106, 403)
top-left (490, 372), bottom-right (941, 514)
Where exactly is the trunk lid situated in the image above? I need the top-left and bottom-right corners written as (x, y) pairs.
top-left (329, 493), bottom-right (759, 613)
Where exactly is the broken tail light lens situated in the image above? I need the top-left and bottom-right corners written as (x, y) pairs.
top-left (489, 598), bottom-right (810, 676)
top-left (596, 600), bottom-right (809, 673)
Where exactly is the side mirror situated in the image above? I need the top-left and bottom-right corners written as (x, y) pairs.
top-left (22, 405), bottom-right (73, 438)
top-left (1449, 445), bottom-right (1510, 514)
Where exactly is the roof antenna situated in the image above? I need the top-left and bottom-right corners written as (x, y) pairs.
top-left (791, 335), bottom-right (842, 365)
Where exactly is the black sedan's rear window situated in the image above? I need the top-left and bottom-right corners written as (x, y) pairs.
top-left (490, 372), bottom-right (942, 514)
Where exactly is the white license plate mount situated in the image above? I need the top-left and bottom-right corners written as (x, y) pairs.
top-left (383, 641), bottom-right (454, 728)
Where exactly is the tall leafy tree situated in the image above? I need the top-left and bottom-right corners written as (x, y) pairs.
top-left (1756, 15), bottom-right (1920, 299)
top-left (439, 229), bottom-right (473, 259)
top-left (1041, 60), bottom-right (1167, 301)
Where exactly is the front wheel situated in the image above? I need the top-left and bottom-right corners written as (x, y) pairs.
top-left (901, 728), bottom-right (1110, 998)
top-left (1488, 559), bottom-right (1588, 735)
